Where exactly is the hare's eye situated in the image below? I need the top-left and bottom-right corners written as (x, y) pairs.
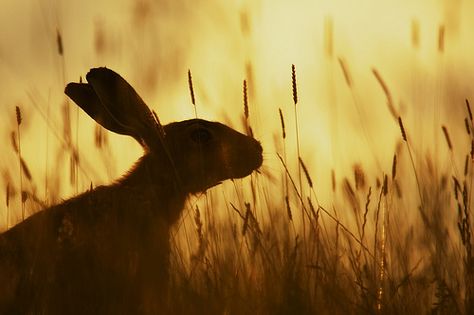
top-left (190, 128), bottom-right (212, 143)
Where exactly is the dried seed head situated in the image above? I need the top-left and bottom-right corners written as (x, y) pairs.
top-left (188, 69), bottom-right (196, 106)
top-left (95, 125), bottom-right (104, 148)
top-left (285, 196), bottom-right (292, 221)
top-left (20, 158), bottom-right (32, 181)
top-left (426, 155), bottom-right (434, 176)
top-left (94, 21), bottom-right (105, 55)
top-left (299, 157), bottom-right (313, 188)
top-left (6, 182), bottom-right (10, 207)
top-left (467, 99), bottom-right (473, 121)
top-left (471, 140), bottom-right (474, 160)
top-left (395, 180), bottom-right (402, 198)
top-left (72, 150), bottom-right (80, 165)
top-left (15, 106), bottom-right (22, 126)
top-left (291, 64), bottom-right (298, 105)
top-left (21, 191), bottom-right (28, 203)
top-left (465, 118), bottom-right (471, 135)
top-left (398, 117), bottom-right (407, 141)
top-left (279, 108), bottom-right (286, 139)
top-left (331, 169), bottom-right (336, 192)
top-left (243, 80), bottom-right (249, 119)
top-left (391, 154), bottom-right (397, 180)
top-left (440, 175), bottom-right (448, 191)
top-left (56, 29), bottom-right (64, 56)
top-left (441, 125), bottom-right (453, 151)
top-left (353, 163), bottom-right (366, 190)
top-left (383, 175), bottom-right (388, 196)
top-left (245, 62), bottom-right (254, 95)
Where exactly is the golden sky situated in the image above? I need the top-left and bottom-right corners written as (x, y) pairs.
top-left (1, 0), bottom-right (473, 226)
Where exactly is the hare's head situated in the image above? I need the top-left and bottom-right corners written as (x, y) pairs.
top-left (65, 67), bottom-right (262, 193)
top-left (163, 119), bottom-right (262, 193)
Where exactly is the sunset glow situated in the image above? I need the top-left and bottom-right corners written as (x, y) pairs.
top-left (1, 1), bottom-right (474, 313)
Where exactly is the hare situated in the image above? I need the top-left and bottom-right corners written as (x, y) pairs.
top-left (0, 68), bottom-right (262, 314)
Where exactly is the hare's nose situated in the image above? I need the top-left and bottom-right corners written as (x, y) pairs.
top-left (254, 141), bottom-right (263, 155)
top-left (253, 140), bottom-right (263, 167)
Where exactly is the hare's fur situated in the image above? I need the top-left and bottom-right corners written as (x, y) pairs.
top-left (0, 68), bottom-right (262, 314)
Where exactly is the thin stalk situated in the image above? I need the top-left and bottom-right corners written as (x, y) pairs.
top-left (277, 153), bottom-right (374, 259)
top-left (398, 116), bottom-right (424, 210)
top-left (16, 106), bottom-right (24, 220)
top-left (291, 64), bottom-right (306, 250)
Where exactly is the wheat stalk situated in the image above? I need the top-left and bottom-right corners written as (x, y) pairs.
top-left (188, 69), bottom-right (197, 118)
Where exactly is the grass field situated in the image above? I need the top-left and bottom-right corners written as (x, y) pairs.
top-left (1, 1), bottom-right (474, 314)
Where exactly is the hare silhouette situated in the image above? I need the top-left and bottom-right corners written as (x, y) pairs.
top-left (0, 68), bottom-right (262, 314)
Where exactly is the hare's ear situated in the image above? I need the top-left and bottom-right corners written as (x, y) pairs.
top-left (65, 83), bottom-right (136, 137)
top-left (65, 67), bottom-right (161, 148)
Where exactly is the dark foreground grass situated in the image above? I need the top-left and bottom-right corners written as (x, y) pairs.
top-left (1, 76), bottom-right (473, 315)
top-left (165, 148), bottom-right (471, 314)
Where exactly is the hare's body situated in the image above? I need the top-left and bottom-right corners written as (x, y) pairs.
top-left (0, 68), bottom-right (262, 314)
top-left (0, 183), bottom-right (173, 314)
top-left (0, 154), bottom-right (181, 314)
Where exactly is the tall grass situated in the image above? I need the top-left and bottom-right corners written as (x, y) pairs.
top-left (1, 12), bottom-right (473, 315)
top-left (5, 86), bottom-right (474, 315)
top-left (2, 70), bottom-right (473, 315)
top-left (164, 69), bottom-right (473, 314)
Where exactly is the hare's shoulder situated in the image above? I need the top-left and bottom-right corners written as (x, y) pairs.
top-left (0, 180), bottom-right (177, 265)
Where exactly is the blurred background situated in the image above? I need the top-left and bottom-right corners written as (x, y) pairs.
top-left (1, 0), bottom-right (473, 229)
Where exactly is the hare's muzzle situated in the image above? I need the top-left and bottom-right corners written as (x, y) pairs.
top-left (251, 140), bottom-right (263, 169)
top-left (225, 138), bottom-right (263, 179)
